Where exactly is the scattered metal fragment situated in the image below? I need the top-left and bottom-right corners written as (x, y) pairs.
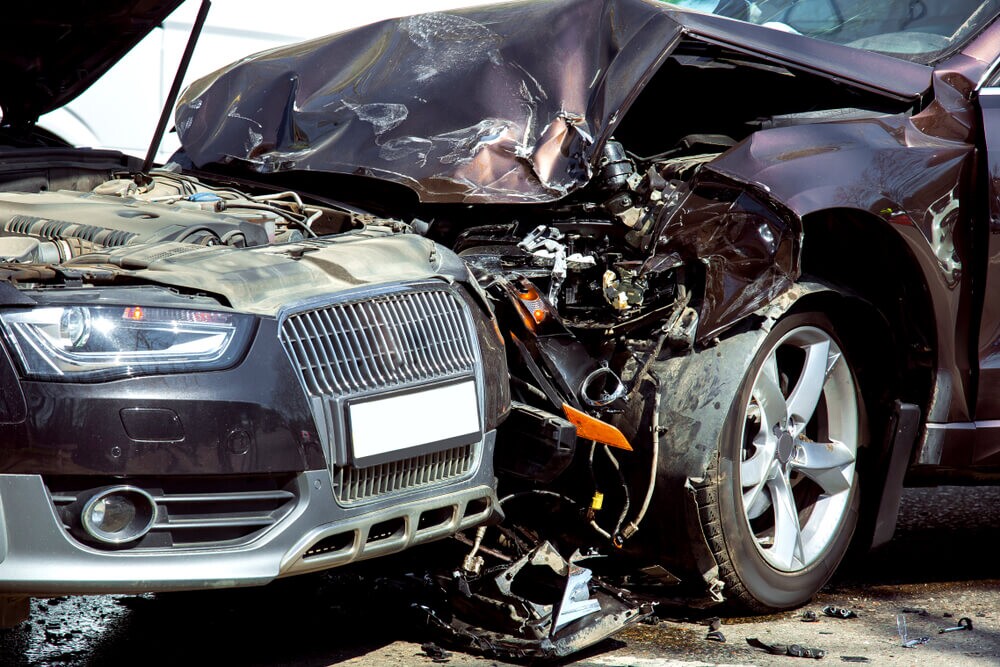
top-left (897, 614), bottom-right (930, 648)
top-left (802, 610), bottom-right (820, 622)
top-left (705, 617), bottom-right (726, 642)
top-left (420, 642), bottom-right (453, 662)
top-left (822, 606), bottom-right (859, 619)
top-left (840, 657), bottom-right (870, 663)
top-left (747, 637), bottom-right (826, 659)
top-left (939, 617), bottom-right (973, 633)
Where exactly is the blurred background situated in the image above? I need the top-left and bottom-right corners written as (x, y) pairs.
top-left (40, 0), bottom-right (514, 161)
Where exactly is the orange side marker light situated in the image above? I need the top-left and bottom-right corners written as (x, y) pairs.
top-left (562, 403), bottom-right (633, 451)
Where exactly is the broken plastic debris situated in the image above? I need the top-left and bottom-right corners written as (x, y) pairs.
top-left (420, 642), bottom-right (453, 663)
top-left (897, 614), bottom-right (930, 648)
top-left (822, 606), bottom-right (858, 619)
top-left (801, 610), bottom-right (819, 622)
top-left (705, 617), bottom-right (725, 642)
top-left (746, 637), bottom-right (826, 659)
top-left (553, 564), bottom-right (603, 631)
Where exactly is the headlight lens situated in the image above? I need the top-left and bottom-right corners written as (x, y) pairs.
top-left (0, 305), bottom-right (254, 381)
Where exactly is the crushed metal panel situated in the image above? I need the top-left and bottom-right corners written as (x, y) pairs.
top-left (173, 0), bottom-right (931, 205)
top-left (175, 0), bottom-right (685, 204)
top-left (650, 171), bottom-right (801, 341)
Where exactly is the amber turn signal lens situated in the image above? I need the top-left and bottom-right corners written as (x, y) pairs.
top-left (562, 403), bottom-right (633, 451)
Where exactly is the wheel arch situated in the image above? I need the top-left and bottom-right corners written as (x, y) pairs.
top-left (797, 208), bottom-right (937, 422)
top-left (637, 271), bottom-right (926, 606)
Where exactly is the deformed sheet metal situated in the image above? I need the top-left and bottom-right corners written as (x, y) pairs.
top-left (174, 0), bottom-right (930, 205)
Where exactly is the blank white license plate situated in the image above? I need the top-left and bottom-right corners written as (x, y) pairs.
top-left (348, 380), bottom-right (480, 464)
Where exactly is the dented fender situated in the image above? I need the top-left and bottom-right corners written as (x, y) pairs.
top-left (651, 171), bottom-right (802, 342)
top-left (635, 282), bottom-right (830, 600)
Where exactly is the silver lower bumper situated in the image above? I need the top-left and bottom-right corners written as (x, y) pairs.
top-left (0, 434), bottom-right (496, 596)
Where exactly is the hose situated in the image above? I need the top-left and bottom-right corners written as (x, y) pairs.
top-left (620, 370), bottom-right (661, 541)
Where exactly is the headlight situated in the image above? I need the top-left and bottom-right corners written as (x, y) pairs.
top-left (0, 305), bottom-right (254, 381)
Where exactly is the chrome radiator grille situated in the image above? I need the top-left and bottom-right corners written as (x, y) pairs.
top-left (334, 444), bottom-right (475, 504)
top-left (280, 286), bottom-right (482, 504)
top-left (280, 288), bottom-right (477, 398)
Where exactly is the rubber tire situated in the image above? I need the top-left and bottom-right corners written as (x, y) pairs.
top-left (698, 311), bottom-right (863, 612)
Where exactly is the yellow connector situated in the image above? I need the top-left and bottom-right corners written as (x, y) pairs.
top-left (591, 492), bottom-right (605, 511)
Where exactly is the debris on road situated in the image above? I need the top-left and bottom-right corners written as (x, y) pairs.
top-left (705, 617), bottom-right (726, 642)
top-left (414, 540), bottom-right (655, 661)
top-left (900, 607), bottom-right (928, 616)
top-left (939, 617), bottom-right (974, 633)
top-left (420, 642), bottom-right (452, 663)
top-left (897, 614), bottom-right (930, 648)
top-left (746, 637), bottom-right (827, 659)
top-left (801, 611), bottom-right (820, 623)
top-left (840, 657), bottom-right (870, 663)
top-left (822, 606), bottom-right (859, 619)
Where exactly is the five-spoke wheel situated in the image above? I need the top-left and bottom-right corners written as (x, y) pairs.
top-left (739, 324), bottom-right (858, 573)
top-left (700, 311), bottom-right (864, 611)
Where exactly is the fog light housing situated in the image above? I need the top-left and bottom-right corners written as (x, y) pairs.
top-left (80, 486), bottom-right (156, 545)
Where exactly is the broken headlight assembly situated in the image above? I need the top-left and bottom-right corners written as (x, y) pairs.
top-left (0, 305), bottom-right (254, 381)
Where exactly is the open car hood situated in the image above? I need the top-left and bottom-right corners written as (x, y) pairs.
top-left (2, 0), bottom-right (183, 127)
top-left (175, 0), bottom-right (932, 204)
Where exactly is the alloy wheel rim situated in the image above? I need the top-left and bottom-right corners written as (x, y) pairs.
top-left (738, 325), bottom-right (859, 573)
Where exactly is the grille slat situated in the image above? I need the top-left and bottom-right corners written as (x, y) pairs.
top-left (357, 301), bottom-right (394, 384)
top-left (280, 288), bottom-right (476, 397)
top-left (279, 287), bottom-right (480, 504)
top-left (397, 296), bottom-right (435, 379)
top-left (336, 445), bottom-right (475, 504)
top-left (346, 306), bottom-right (387, 386)
top-left (298, 314), bottom-right (338, 395)
top-left (415, 294), bottom-right (447, 375)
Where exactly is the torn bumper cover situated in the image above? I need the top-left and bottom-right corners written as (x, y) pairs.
top-left (416, 541), bottom-right (654, 660)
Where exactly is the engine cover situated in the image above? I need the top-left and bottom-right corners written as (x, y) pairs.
top-left (0, 190), bottom-right (270, 262)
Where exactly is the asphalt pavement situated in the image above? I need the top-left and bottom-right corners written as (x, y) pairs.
top-left (3, 485), bottom-right (999, 666)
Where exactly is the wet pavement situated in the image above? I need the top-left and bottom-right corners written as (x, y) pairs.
top-left (3, 485), bottom-right (999, 666)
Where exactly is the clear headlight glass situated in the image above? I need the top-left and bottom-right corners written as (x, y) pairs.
top-left (0, 305), bottom-right (254, 381)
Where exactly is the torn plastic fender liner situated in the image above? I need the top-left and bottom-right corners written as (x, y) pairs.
top-left (650, 168), bottom-right (802, 342)
top-left (630, 283), bottom-right (829, 602)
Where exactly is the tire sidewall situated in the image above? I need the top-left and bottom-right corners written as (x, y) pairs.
top-left (715, 311), bottom-right (862, 610)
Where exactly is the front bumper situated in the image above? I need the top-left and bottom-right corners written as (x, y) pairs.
top-left (0, 434), bottom-right (495, 596)
top-left (0, 277), bottom-right (509, 596)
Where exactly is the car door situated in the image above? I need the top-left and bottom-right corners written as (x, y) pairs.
top-left (972, 74), bottom-right (1000, 465)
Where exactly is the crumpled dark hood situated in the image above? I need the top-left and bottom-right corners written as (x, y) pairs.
top-left (2, 1), bottom-right (182, 126)
top-left (175, 0), bottom-right (931, 204)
